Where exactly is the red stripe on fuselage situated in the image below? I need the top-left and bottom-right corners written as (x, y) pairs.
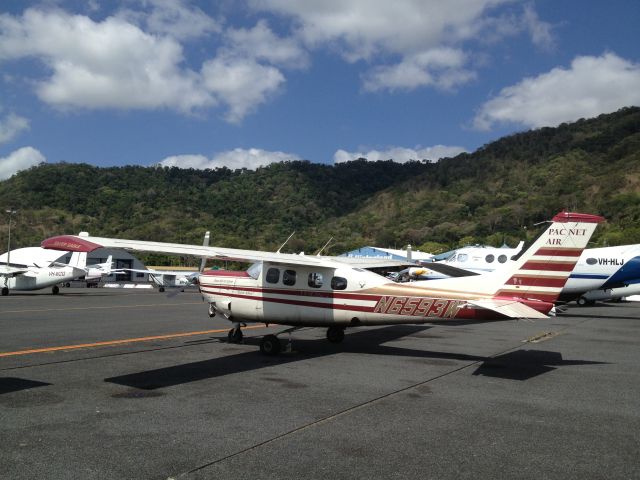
top-left (199, 283), bottom-right (382, 301)
top-left (494, 291), bottom-right (559, 303)
top-left (202, 270), bottom-right (250, 277)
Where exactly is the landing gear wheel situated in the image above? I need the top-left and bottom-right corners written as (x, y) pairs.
top-left (52, 285), bottom-right (60, 295)
top-left (208, 304), bottom-right (216, 318)
top-left (227, 328), bottom-right (243, 343)
top-left (1, 287), bottom-right (8, 296)
top-left (327, 326), bottom-right (345, 344)
top-left (159, 287), bottom-right (165, 293)
top-left (260, 335), bottom-right (281, 356)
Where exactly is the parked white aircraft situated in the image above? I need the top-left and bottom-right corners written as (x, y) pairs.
top-left (83, 255), bottom-right (128, 284)
top-left (122, 231), bottom-right (210, 292)
top-left (439, 242), bottom-right (640, 305)
top-left (42, 212), bottom-right (603, 354)
top-left (0, 248), bottom-right (87, 296)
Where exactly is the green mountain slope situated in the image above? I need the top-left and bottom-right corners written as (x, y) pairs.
top-left (1, 107), bottom-right (639, 258)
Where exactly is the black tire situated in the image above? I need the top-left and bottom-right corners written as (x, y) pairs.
top-left (327, 326), bottom-right (345, 344)
top-left (52, 285), bottom-right (60, 295)
top-left (227, 328), bottom-right (243, 343)
top-left (1, 287), bottom-right (8, 296)
top-left (159, 287), bottom-right (165, 293)
top-left (260, 335), bottom-right (281, 355)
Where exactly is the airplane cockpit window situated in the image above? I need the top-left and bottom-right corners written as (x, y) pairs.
top-left (283, 269), bottom-right (296, 286)
top-left (308, 272), bottom-right (323, 288)
top-left (586, 258), bottom-right (597, 265)
top-left (247, 262), bottom-right (262, 280)
top-left (498, 255), bottom-right (507, 263)
top-left (485, 254), bottom-right (495, 263)
top-left (266, 267), bottom-right (280, 284)
top-left (457, 254), bottom-right (468, 262)
top-left (331, 276), bottom-right (347, 290)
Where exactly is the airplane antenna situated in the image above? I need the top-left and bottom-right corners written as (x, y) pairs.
top-left (276, 232), bottom-right (295, 254)
top-left (315, 237), bottom-right (334, 256)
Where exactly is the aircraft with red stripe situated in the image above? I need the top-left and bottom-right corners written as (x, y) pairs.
top-left (41, 211), bottom-right (603, 355)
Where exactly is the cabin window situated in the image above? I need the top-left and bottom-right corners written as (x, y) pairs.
top-left (586, 258), bottom-right (597, 265)
top-left (457, 254), bottom-right (468, 262)
top-left (266, 267), bottom-right (280, 284)
top-left (283, 269), bottom-right (297, 286)
top-left (331, 276), bottom-right (347, 290)
top-left (247, 262), bottom-right (262, 279)
top-left (485, 254), bottom-right (494, 263)
top-left (498, 255), bottom-right (508, 263)
top-left (308, 272), bottom-right (323, 288)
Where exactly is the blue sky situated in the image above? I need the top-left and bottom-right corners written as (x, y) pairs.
top-left (0, 0), bottom-right (639, 179)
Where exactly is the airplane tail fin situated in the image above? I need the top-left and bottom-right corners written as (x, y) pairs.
top-left (421, 212), bottom-right (604, 306)
top-left (69, 251), bottom-right (87, 269)
top-left (488, 212), bottom-right (604, 302)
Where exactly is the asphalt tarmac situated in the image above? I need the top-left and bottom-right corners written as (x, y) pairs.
top-left (1, 288), bottom-right (639, 479)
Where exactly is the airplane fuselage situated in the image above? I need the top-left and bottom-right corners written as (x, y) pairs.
top-left (2, 266), bottom-right (78, 292)
top-left (198, 263), bottom-right (553, 327)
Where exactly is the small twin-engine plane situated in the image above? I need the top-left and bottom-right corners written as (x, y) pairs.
top-left (42, 212), bottom-right (603, 354)
top-left (0, 248), bottom-right (87, 296)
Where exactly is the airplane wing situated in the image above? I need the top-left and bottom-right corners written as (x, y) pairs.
top-left (0, 265), bottom-right (30, 277)
top-left (426, 262), bottom-right (480, 278)
top-left (466, 299), bottom-right (549, 319)
top-left (41, 235), bottom-right (343, 268)
top-left (331, 257), bottom-right (414, 269)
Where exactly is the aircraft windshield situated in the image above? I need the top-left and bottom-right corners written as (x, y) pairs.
top-left (247, 262), bottom-right (262, 279)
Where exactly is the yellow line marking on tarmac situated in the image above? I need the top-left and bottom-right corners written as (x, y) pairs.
top-left (0, 324), bottom-right (268, 358)
top-left (0, 302), bottom-right (203, 314)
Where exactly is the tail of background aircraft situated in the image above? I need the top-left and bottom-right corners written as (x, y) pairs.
top-left (68, 251), bottom-right (87, 269)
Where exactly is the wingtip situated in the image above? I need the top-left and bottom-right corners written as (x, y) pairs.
top-left (41, 235), bottom-right (103, 252)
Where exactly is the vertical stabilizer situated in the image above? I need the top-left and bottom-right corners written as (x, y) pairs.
top-left (491, 212), bottom-right (604, 302)
top-left (69, 251), bottom-right (87, 269)
top-left (418, 212), bottom-right (604, 304)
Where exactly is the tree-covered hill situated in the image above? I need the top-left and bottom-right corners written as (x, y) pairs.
top-left (1, 106), bottom-right (639, 260)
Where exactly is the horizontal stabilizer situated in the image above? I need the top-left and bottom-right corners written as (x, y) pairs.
top-left (466, 299), bottom-right (548, 319)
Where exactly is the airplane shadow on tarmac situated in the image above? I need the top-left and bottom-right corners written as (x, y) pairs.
top-left (0, 377), bottom-right (51, 394)
top-left (104, 325), bottom-right (607, 390)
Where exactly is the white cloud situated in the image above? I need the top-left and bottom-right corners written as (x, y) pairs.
top-left (201, 56), bottom-right (285, 123)
top-left (158, 148), bottom-right (300, 170)
top-left (251, 0), bottom-right (551, 92)
top-left (473, 53), bottom-right (640, 130)
top-left (334, 145), bottom-right (467, 163)
top-left (0, 113), bottom-right (29, 144)
top-left (363, 48), bottom-right (475, 92)
top-left (522, 4), bottom-right (554, 50)
top-left (0, 146), bottom-right (45, 180)
top-left (117, 0), bottom-right (220, 41)
top-left (0, 7), bottom-right (298, 122)
top-left (225, 20), bottom-right (309, 69)
top-left (0, 8), bottom-right (214, 113)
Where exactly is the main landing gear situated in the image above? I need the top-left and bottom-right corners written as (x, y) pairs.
top-left (1, 287), bottom-right (8, 296)
top-left (257, 326), bottom-right (347, 356)
top-left (52, 285), bottom-right (59, 295)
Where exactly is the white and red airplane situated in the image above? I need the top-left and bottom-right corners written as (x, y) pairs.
top-left (42, 211), bottom-right (603, 354)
